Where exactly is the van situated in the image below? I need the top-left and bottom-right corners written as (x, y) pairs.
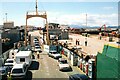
top-left (11, 63), bottom-right (27, 79)
top-left (15, 51), bottom-right (32, 67)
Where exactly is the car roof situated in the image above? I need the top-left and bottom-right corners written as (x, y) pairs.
top-left (6, 59), bottom-right (14, 61)
top-left (50, 50), bottom-right (57, 52)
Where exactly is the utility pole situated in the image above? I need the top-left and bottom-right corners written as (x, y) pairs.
top-left (5, 13), bottom-right (7, 22)
top-left (86, 13), bottom-right (87, 27)
top-left (35, 0), bottom-right (38, 15)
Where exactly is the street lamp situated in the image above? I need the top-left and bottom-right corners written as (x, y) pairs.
top-left (5, 13), bottom-right (7, 22)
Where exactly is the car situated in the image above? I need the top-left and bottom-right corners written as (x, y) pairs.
top-left (48, 51), bottom-right (62, 59)
top-left (0, 66), bottom-right (9, 79)
top-left (34, 46), bottom-right (41, 52)
top-left (34, 43), bottom-right (40, 46)
top-left (33, 40), bottom-right (39, 43)
top-left (11, 63), bottom-right (28, 79)
top-left (34, 42), bottom-right (39, 45)
top-left (4, 59), bottom-right (15, 70)
top-left (58, 59), bottom-right (71, 71)
top-left (69, 74), bottom-right (89, 80)
top-left (48, 50), bottom-right (56, 57)
top-left (34, 38), bottom-right (38, 41)
top-left (35, 45), bottom-right (40, 48)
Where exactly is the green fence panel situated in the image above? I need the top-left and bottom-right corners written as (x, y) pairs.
top-left (102, 45), bottom-right (108, 55)
top-left (101, 45), bottom-right (119, 61)
top-left (97, 54), bottom-right (118, 79)
top-left (105, 46), bottom-right (119, 60)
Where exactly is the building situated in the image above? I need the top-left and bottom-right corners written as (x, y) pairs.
top-left (48, 23), bottom-right (69, 40)
top-left (3, 22), bottom-right (14, 29)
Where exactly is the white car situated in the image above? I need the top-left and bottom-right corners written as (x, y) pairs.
top-left (58, 59), bottom-right (71, 71)
top-left (33, 40), bottom-right (39, 43)
top-left (4, 59), bottom-right (16, 70)
top-left (49, 51), bottom-right (62, 59)
top-left (34, 46), bottom-right (41, 52)
top-left (11, 63), bottom-right (28, 79)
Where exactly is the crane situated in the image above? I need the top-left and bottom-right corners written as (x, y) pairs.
top-left (98, 24), bottom-right (106, 32)
top-left (98, 24), bottom-right (109, 36)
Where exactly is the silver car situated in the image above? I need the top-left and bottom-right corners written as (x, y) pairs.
top-left (58, 59), bottom-right (72, 71)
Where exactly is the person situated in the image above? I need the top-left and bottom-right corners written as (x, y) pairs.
top-left (37, 51), bottom-right (39, 59)
top-left (64, 42), bottom-right (66, 47)
top-left (65, 41), bottom-right (68, 48)
top-left (85, 38), bottom-right (87, 46)
top-left (76, 39), bottom-right (77, 45)
top-left (78, 39), bottom-right (80, 45)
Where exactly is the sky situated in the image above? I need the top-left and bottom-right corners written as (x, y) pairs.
top-left (0, 1), bottom-right (119, 27)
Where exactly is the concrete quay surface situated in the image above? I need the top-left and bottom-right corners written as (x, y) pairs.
top-left (69, 33), bottom-right (119, 55)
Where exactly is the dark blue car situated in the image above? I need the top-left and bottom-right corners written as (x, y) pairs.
top-left (69, 74), bottom-right (89, 80)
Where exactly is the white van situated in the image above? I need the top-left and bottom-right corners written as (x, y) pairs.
top-left (15, 51), bottom-right (32, 67)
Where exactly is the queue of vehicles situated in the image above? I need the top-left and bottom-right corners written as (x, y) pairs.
top-left (0, 50), bottom-right (32, 79)
top-left (48, 45), bottom-right (72, 71)
top-left (0, 37), bottom-right (41, 79)
top-left (33, 38), bottom-right (41, 52)
top-left (0, 37), bottom-right (88, 80)
top-left (48, 45), bottom-right (89, 80)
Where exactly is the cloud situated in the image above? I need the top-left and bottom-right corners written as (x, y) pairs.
top-left (47, 11), bottom-right (118, 26)
top-left (0, 11), bottom-right (117, 27)
top-left (103, 7), bottom-right (114, 10)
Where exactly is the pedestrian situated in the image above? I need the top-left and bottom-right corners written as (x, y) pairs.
top-left (76, 39), bottom-right (77, 45)
top-left (65, 41), bottom-right (68, 48)
top-left (78, 39), bottom-right (80, 45)
top-left (85, 38), bottom-right (87, 46)
top-left (64, 42), bottom-right (66, 47)
top-left (37, 51), bottom-right (39, 59)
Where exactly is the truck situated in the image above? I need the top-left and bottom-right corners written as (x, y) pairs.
top-left (15, 51), bottom-right (32, 67)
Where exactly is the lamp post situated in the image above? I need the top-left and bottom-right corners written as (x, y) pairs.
top-left (5, 13), bottom-right (7, 22)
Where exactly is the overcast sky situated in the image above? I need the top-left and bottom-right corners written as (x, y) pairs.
top-left (0, 1), bottom-right (119, 27)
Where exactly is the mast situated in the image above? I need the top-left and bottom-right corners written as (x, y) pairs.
top-left (86, 13), bottom-right (87, 27)
top-left (36, 0), bottom-right (38, 15)
top-left (5, 13), bottom-right (7, 22)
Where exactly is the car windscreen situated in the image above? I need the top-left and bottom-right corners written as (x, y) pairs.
top-left (12, 69), bottom-right (23, 73)
top-left (60, 60), bottom-right (67, 64)
top-left (35, 46), bottom-right (40, 48)
top-left (51, 52), bottom-right (57, 54)
top-left (4, 64), bottom-right (13, 66)
top-left (35, 44), bottom-right (39, 46)
top-left (5, 60), bottom-right (13, 63)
